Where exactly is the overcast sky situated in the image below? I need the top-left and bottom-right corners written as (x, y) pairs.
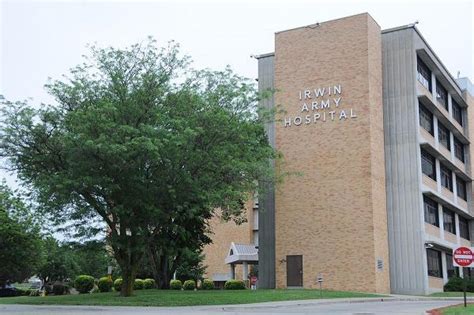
top-left (1, 0), bottom-right (473, 188)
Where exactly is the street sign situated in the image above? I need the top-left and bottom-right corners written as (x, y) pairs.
top-left (453, 247), bottom-right (474, 267)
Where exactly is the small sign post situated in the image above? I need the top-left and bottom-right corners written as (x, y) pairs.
top-left (452, 247), bottom-right (474, 308)
top-left (317, 273), bottom-right (323, 298)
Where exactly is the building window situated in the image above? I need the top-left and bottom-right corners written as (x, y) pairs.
top-left (419, 104), bottom-right (434, 135)
top-left (421, 149), bottom-right (436, 180)
top-left (454, 137), bottom-right (465, 162)
top-left (436, 82), bottom-right (448, 110)
top-left (452, 99), bottom-right (463, 126)
top-left (438, 122), bottom-right (451, 151)
top-left (446, 253), bottom-right (459, 278)
top-left (427, 249), bottom-right (442, 278)
top-left (457, 176), bottom-right (467, 201)
top-left (463, 267), bottom-right (472, 279)
top-left (443, 207), bottom-right (456, 235)
top-left (417, 58), bottom-right (432, 91)
top-left (424, 196), bottom-right (439, 227)
top-left (459, 216), bottom-right (470, 240)
top-left (440, 164), bottom-right (453, 191)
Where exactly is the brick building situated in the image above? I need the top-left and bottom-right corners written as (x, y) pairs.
top-left (202, 13), bottom-right (474, 295)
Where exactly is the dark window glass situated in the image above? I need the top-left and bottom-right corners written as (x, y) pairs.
top-left (452, 99), bottom-right (463, 126)
top-left (436, 82), bottom-right (448, 110)
top-left (427, 249), bottom-right (442, 278)
top-left (419, 105), bottom-right (434, 135)
top-left (438, 122), bottom-right (451, 151)
top-left (443, 207), bottom-right (456, 234)
top-left (454, 137), bottom-right (465, 162)
top-left (446, 253), bottom-right (459, 278)
top-left (457, 176), bottom-right (467, 201)
top-left (421, 149), bottom-right (436, 180)
top-left (459, 216), bottom-right (470, 240)
top-left (417, 58), bottom-right (432, 91)
top-left (440, 164), bottom-right (453, 191)
top-left (463, 267), bottom-right (472, 279)
top-left (424, 196), bottom-right (439, 227)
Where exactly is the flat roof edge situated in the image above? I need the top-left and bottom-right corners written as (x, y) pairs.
top-left (254, 52), bottom-right (274, 59)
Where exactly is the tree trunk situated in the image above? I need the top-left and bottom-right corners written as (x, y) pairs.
top-left (121, 266), bottom-right (136, 297)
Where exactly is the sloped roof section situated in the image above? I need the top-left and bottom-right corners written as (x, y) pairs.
top-left (225, 242), bottom-right (258, 264)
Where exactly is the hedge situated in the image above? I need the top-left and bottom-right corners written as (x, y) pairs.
top-left (201, 279), bottom-right (214, 290)
top-left (113, 278), bottom-right (123, 292)
top-left (74, 275), bottom-right (95, 294)
top-left (143, 278), bottom-right (155, 289)
top-left (98, 277), bottom-right (113, 292)
top-left (134, 279), bottom-right (145, 290)
top-left (183, 280), bottom-right (196, 290)
top-left (170, 279), bottom-right (182, 290)
top-left (224, 279), bottom-right (246, 290)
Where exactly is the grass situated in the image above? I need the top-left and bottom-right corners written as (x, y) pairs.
top-left (436, 303), bottom-right (474, 315)
top-left (0, 289), bottom-right (382, 307)
top-left (430, 292), bottom-right (474, 297)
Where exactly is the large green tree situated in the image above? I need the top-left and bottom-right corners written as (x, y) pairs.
top-left (0, 39), bottom-right (277, 296)
top-left (0, 182), bottom-right (44, 287)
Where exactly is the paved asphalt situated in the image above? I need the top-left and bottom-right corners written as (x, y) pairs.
top-left (0, 299), bottom-right (464, 315)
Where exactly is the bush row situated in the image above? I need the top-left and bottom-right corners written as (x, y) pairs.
top-left (113, 278), bottom-right (155, 292)
top-left (169, 279), bottom-right (245, 290)
top-left (444, 276), bottom-right (474, 292)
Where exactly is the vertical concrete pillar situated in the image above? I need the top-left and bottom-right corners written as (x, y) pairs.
top-left (243, 262), bottom-right (248, 280)
top-left (230, 264), bottom-right (235, 279)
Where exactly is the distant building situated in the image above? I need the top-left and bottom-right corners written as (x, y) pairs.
top-left (203, 13), bottom-right (474, 295)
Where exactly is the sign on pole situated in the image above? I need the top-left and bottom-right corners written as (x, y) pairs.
top-left (453, 247), bottom-right (474, 267)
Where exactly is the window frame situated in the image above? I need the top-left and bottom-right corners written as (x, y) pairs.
top-left (456, 176), bottom-right (467, 201)
top-left (417, 58), bottom-right (432, 92)
top-left (452, 99), bottom-right (463, 126)
top-left (454, 137), bottom-right (465, 163)
top-left (423, 196), bottom-right (439, 227)
top-left (443, 207), bottom-right (456, 235)
top-left (436, 82), bottom-right (448, 110)
top-left (438, 122), bottom-right (451, 151)
top-left (446, 253), bottom-right (459, 278)
top-left (427, 248), bottom-right (443, 278)
top-left (459, 216), bottom-right (470, 240)
top-left (421, 149), bottom-right (436, 181)
top-left (440, 164), bottom-right (453, 191)
top-left (419, 104), bottom-right (434, 135)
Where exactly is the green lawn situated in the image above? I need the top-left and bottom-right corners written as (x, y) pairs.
top-left (430, 292), bottom-right (474, 297)
top-left (438, 303), bottom-right (474, 315)
top-left (0, 289), bottom-right (382, 307)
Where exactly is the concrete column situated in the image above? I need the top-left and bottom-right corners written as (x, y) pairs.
top-left (453, 170), bottom-right (458, 204)
top-left (431, 72), bottom-right (437, 102)
top-left (441, 251), bottom-right (448, 284)
top-left (230, 264), bottom-right (235, 279)
top-left (448, 93), bottom-right (453, 115)
top-left (433, 116), bottom-right (439, 149)
top-left (455, 213), bottom-right (461, 244)
top-left (439, 203), bottom-right (445, 240)
top-left (243, 262), bottom-right (248, 280)
top-left (435, 159), bottom-right (442, 193)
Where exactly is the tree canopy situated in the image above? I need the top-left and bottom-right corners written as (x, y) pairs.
top-left (0, 38), bottom-right (277, 296)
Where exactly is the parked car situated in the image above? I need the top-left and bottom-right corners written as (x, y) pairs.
top-left (0, 287), bottom-right (18, 298)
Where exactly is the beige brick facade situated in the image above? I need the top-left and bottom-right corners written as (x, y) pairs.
top-left (272, 13), bottom-right (389, 293)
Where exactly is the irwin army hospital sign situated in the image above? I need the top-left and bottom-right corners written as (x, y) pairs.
top-left (283, 84), bottom-right (357, 127)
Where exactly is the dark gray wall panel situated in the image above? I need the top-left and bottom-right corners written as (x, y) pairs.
top-left (257, 55), bottom-right (276, 289)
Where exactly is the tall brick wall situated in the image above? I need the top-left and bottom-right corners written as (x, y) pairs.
top-left (273, 13), bottom-right (390, 293)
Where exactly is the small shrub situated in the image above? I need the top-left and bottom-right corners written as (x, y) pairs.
top-left (201, 279), bottom-right (214, 290)
top-left (444, 276), bottom-right (464, 292)
top-left (52, 282), bottom-right (66, 295)
top-left (74, 275), bottom-right (95, 294)
top-left (98, 277), bottom-right (113, 292)
top-left (224, 280), bottom-right (246, 290)
top-left (134, 279), bottom-right (145, 290)
top-left (170, 279), bottom-right (182, 290)
top-left (113, 278), bottom-right (123, 292)
top-left (143, 278), bottom-right (155, 290)
top-left (183, 280), bottom-right (196, 290)
top-left (29, 289), bottom-right (41, 296)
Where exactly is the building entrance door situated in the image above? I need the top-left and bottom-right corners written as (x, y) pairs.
top-left (286, 255), bottom-right (303, 287)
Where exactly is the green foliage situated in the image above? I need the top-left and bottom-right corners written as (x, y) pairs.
top-left (0, 38), bottom-right (278, 296)
top-left (143, 279), bottom-right (155, 289)
top-left (224, 280), bottom-right (246, 290)
top-left (183, 280), bottom-right (196, 291)
top-left (201, 279), bottom-right (214, 290)
top-left (74, 275), bottom-right (94, 294)
top-left (169, 280), bottom-right (182, 290)
top-left (444, 276), bottom-right (465, 292)
top-left (29, 289), bottom-right (41, 296)
top-left (98, 277), bottom-right (113, 292)
top-left (37, 237), bottom-right (80, 284)
top-left (113, 278), bottom-right (123, 292)
top-left (0, 183), bottom-right (44, 287)
top-left (133, 279), bottom-right (145, 290)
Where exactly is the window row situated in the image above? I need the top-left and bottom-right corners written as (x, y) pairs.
top-left (424, 195), bottom-right (470, 239)
top-left (417, 58), bottom-right (464, 126)
top-left (419, 105), bottom-right (465, 162)
top-left (427, 249), bottom-right (461, 279)
top-left (421, 149), bottom-right (467, 200)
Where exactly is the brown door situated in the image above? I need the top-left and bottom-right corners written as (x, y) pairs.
top-left (286, 255), bottom-right (303, 287)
